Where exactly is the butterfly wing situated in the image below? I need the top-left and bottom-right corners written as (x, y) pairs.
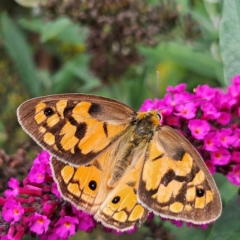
top-left (138, 126), bottom-right (222, 224)
top-left (95, 152), bottom-right (148, 231)
top-left (50, 134), bottom-right (132, 214)
top-left (51, 142), bottom-right (148, 231)
top-left (51, 156), bottom-right (110, 213)
top-left (51, 149), bottom-right (115, 214)
top-left (17, 94), bottom-right (135, 166)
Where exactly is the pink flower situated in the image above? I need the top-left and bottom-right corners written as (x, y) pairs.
top-left (175, 102), bottom-right (196, 119)
top-left (217, 112), bottom-right (231, 125)
top-left (77, 212), bottom-right (96, 232)
top-left (188, 119), bottom-right (210, 140)
top-left (201, 102), bottom-right (220, 120)
top-left (195, 84), bottom-right (217, 101)
top-left (157, 98), bottom-right (174, 116)
top-left (173, 92), bottom-right (193, 103)
top-left (2, 199), bottom-right (24, 223)
top-left (170, 219), bottom-right (183, 227)
top-left (203, 132), bottom-right (220, 151)
top-left (138, 99), bottom-right (155, 112)
top-left (232, 128), bottom-right (240, 147)
top-left (186, 222), bottom-right (208, 229)
top-left (72, 207), bottom-right (96, 232)
top-left (213, 91), bottom-right (236, 110)
top-left (164, 93), bottom-right (178, 107)
top-left (166, 83), bottom-right (186, 94)
top-left (28, 164), bottom-right (46, 183)
top-left (139, 97), bottom-right (174, 116)
top-left (227, 75), bottom-right (240, 98)
top-left (54, 216), bottom-right (79, 238)
top-left (51, 182), bottom-right (61, 198)
top-left (4, 178), bottom-right (20, 198)
top-left (166, 116), bottom-right (180, 127)
top-left (231, 151), bottom-right (240, 163)
top-left (218, 129), bottom-right (236, 148)
top-left (126, 224), bottom-right (137, 233)
top-left (29, 213), bottom-right (50, 234)
top-left (211, 148), bottom-right (231, 165)
top-left (34, 151), bottom-right (50, 165)
top-left (33, 151), bottom-right (52, 176)
top-left (205, 160), bottom-right (216, 174)
top-left (39, 230), bottom-right (60, 240)
top-left (42, 203), bottom-right (54, 216)
top-left (227, 164), bottom-right (240, 185)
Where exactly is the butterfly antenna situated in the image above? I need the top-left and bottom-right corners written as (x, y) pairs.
top-left (159, 98), bottom-right (207, 111)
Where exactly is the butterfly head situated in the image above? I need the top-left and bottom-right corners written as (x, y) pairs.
top-left (137, 110), bottom-right (161, 124)
top-left (134, 110), bottom-right (161, 137)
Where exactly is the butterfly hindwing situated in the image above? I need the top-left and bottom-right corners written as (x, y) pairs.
top-left (51, 156), bottom-right (108, 213)
top-left (95, 152), bottom-right (149, 231)
top-left (51, 147), bottom-right (149, 231)
top-left (50, 135), bottom-right (127, 213)
top-left (17, 94), bottom-right (136, 166)
top-left (138, 126), bottom-right (222, 224)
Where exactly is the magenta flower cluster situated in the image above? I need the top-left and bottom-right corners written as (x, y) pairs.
top-left (140, 75), bottom-right (240, 186)
top-left (0, 151), bottom-right (96, 240)
top-left (1, 75), bottom-right (240, 238)
top-left (0, 151), bottom-right (136, 239)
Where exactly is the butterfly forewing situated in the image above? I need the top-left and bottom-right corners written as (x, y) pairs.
top-left (17, 94), bottom-right (136, 166)
top-left (138, 126), bottom-right (222, 224)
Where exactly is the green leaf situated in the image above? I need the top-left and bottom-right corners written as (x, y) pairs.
top-left (1, 13), bottom-right (41, 97)
top-left (41, 17), bottom-right (72, 42)
top-left (219, 0), bottom-right (240, 84)
top-left (139, 42), bottom-right (224, 86)
top-left (52, 55), bottom-right (100, 93)
top-left (214, 173), bottom-right (238, 203)
top-left (163, 220), bottom-right (211, 240)
top-left (0, 121), bottom-right (7, 147)
top-left (15, 0), bottom-right (46, 8)
top-left (207, 193), bottom-right (240, 240)
top-left (18, 18), bottom-right (44, 33)
top-left (56, 24), bottom-right (88, 44)
top-left (19, 17), bottom-right (88, 44)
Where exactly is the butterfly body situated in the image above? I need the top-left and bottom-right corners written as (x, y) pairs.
top-left (17, 94), bottom-right (222, 231)
top-left (108, 111), bottom-right (159, 186)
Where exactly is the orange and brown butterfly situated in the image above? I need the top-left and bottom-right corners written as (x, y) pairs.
top-left (17, 93), bottom-right (222, 231)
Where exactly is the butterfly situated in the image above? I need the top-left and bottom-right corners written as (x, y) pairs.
top-left (17, 93), bottom-right (222, 231)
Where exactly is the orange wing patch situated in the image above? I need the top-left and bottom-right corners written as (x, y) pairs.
top-left (32, 100), bottom-right (130, 166)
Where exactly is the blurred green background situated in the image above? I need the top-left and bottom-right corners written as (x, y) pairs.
top-left (0, 0), bottom-right (240, 239)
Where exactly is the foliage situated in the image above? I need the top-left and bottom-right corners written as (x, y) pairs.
top-left (0, 0), bottom-right (240, 239)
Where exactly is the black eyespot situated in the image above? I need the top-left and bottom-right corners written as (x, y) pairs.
top-left (44, 107), bottom-right (54, 117)
top-left (196, 188), bottom-right (205, 197)
top-left (112, 196), bottom-right (120, 204)
top-left (88, 180), bottom-right (97, 191)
